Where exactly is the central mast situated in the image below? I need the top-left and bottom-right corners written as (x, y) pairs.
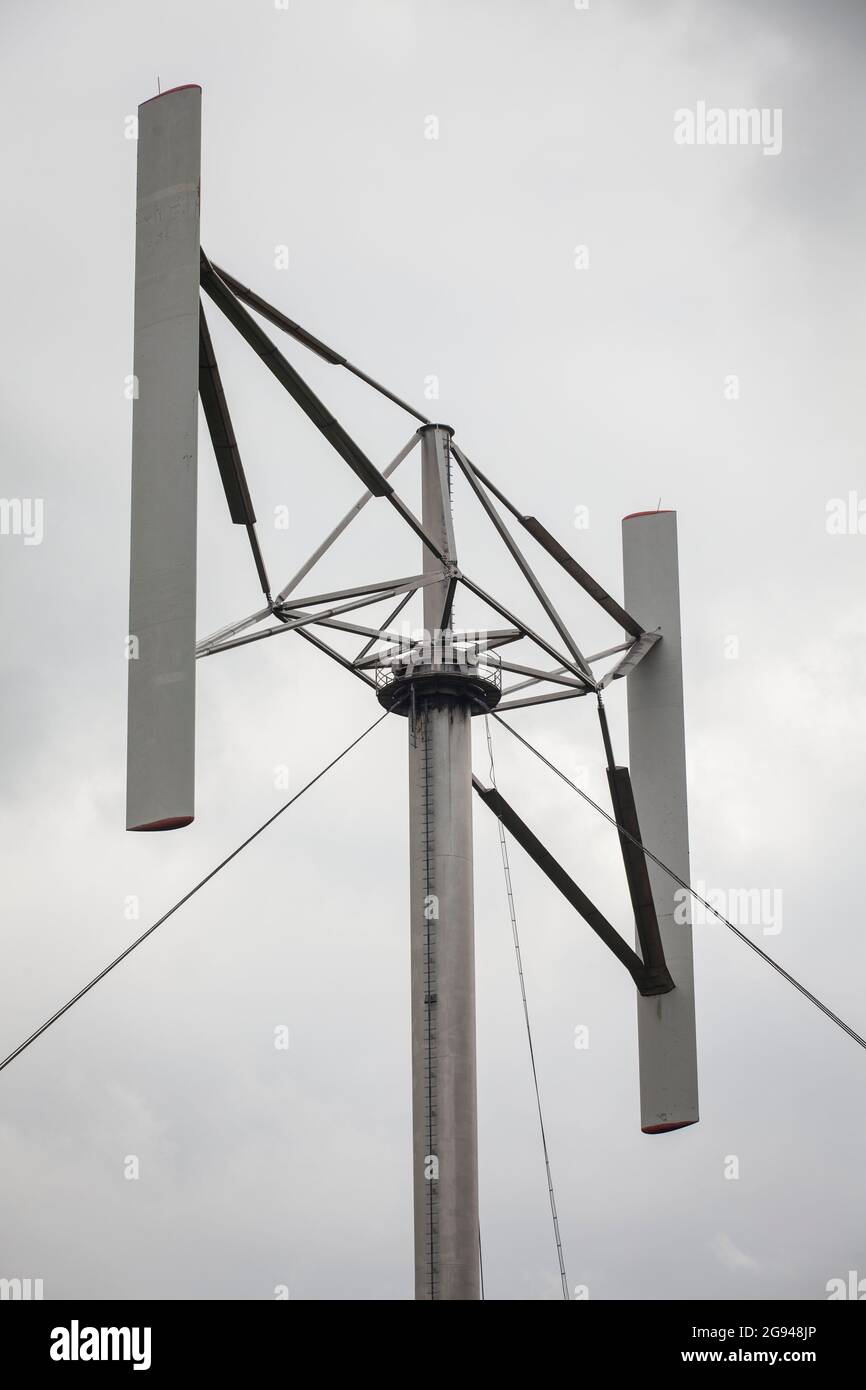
top-left (411, 424), bottom-right (477, 1300)
top-left (378, 424), bottom-right (495, 1299)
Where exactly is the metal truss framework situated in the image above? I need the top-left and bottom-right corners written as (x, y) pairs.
top-left (196, 260), bottom-right (657, 692)
top-left (193, 252), bottom-right (673, 992)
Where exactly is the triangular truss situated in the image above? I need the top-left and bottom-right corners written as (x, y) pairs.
top-left (192, 254), bottom-right (672, 998)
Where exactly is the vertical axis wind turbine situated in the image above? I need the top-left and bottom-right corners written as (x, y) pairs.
top-left (127, 86), bottom-right (699, 1300)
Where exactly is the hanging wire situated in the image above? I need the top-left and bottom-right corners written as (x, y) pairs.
top-left (485, 715), bottom-right (571, 1300)
top-left (492, 712), bottom-right (866, 1055)
top-left (0, 713), bottom-right (390, 1077)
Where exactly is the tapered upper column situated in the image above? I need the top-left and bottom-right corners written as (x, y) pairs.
top-left (622, 510), bottom-right (699, 1133)
top-left (127, 85), bottom-right (201, 831)
top-left (419, 424), bottom-right (456, 636)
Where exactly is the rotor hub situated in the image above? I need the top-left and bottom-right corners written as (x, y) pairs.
top-left (375, 657), bottom-right (501, 716)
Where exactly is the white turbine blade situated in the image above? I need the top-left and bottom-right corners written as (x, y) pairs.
top-left (127, 85), bottom-right (201, 831)
top-left (622, 510), bottom-right (699, 1133)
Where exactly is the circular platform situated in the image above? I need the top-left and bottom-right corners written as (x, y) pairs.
top-left (375, 659), bottom-right (501, 716)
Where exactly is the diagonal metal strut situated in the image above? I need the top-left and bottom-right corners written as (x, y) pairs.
top-left (472, 778), bottom-right (674, 996)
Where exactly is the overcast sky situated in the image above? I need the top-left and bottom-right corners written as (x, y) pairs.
top-left (2, 0), bottom-right (865, 1300)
